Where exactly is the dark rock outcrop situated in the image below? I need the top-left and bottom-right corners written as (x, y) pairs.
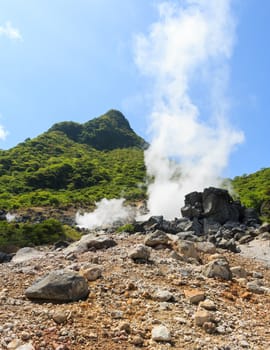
top-left (0, 251), bottom-right (13, 263)
top-left (181, 187), bottom-right (260, 235)
top-left (137, 187), bottom-right (261, 253)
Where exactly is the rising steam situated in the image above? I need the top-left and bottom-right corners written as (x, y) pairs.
top-left (134, 0), bottom-right (244, 219)
top-left (75, 198), bottom-right (134, 229)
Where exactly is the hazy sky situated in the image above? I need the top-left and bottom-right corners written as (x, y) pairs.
top-left (0, 0), bottom-right (269, 178)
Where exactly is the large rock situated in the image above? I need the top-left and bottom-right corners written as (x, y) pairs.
top-left (202, 187), bottom-right (241, 224)
top-left (25, 270), bottom-right (89, 302)
top-left (176, 240), bottom-right (199, 260)
top-left (203, 258), bottom-right (232, 280)
top-left (12, 247), bottom-right (44, 263)
top-left (181, 187), bottom-right (259, 236)
top-left (144, 230), bottom-right (169, 248)
top-left (64, 234), bottom-right (117, 255)
top-left (129, 244), bottom-right (151, 261)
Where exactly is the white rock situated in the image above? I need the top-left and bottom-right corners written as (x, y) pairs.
top-left (151, 325), bottom-right (171, 342)
top-left (153, 289), bottom-right (173, 302)
top-left (12, 247), bottom-right (44, 263)
top-left (15, 344), bottom-right (35, 350)
top-left (80, 266), bottom-right (102, 281)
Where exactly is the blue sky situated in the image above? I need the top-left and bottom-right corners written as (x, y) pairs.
top-left (0, 0), bottom-right (269, 178)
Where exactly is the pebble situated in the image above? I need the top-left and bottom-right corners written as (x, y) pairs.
top-left (246, 281), bottom-right (265, 294)
top-left (153, 289), bottom-right (173, 302)
top-left (184, 289), bottom-right (205, 304)
top-left (151, 325), bottom-right (171, 342)
top-left (199, 299), bottom-right (216, 311)
top-left (194, 309), bottom-right (213, 326)
top-left (21, 331), bottom-right (31, 341)
top-left (80, 266), bottom-right (102, 281)
top-left (52, 311), bottom-right (69, 324)
top-left (7, 339), bottom-right (23, 349)
top-left (15, 344), bottom-right (35, 350)
top-left (129, 335), bottom-right (144, 346)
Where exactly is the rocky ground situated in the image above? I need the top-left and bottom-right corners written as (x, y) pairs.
top-left (1, 229), bottom-right (270, 350)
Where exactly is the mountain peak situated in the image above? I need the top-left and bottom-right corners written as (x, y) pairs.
top-left (49, 110), bottom-right (146, 151)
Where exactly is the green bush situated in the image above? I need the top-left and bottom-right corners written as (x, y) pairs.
top-left (116, 223), bottom-right (135, 233)
top-left (0, 219), bottom-right (80, 251)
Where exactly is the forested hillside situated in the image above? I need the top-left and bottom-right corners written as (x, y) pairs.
top-left (0, 110), bottom-right (146, 209)
top-left (232, 167), bottom-right (270, 221)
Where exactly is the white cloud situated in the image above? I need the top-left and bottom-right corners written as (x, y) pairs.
top-left (0, 124), bottom-right (8, 140)
top-left (0, 21), bottom-right (22, 40)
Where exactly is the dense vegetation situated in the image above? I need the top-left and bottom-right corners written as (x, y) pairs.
top-left (0, 110), bottom-right (147, 209)
top-left (0, 219), bottom-right (81, 252)
top-left (49, 109), bottom-right (147, 150)
top-left (232, 168), bottom-right (270, 221)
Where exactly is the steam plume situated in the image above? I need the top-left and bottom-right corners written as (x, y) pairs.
top-left (135, 0), bottom-right (244, 219)
top-left (75, 198), bottom-right (134, 229)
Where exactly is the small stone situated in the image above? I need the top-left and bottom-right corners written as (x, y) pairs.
top-left (129, 335), bottom-right (144, 346)
top-left (15, 344), bottom-right (35, 350)
top-left (216, 325), bottom-right (226, 334)
top-left (21, 331), bottom-right (31, 341)
top-left (129, 244), bottom-right (150, 261)
top-left (240, 340), bottom-right (250, 348)
top-left (238, 235), bottom-right (254, 244)
top-left (202, 321), bottom-right (216, 334)
top-left (177, 240), bottom-right (199, 260)
top-left (246, 281), bottom-right (265, 294)
top-left (184, 289), bottom-right (205, 304)
top-left (194, 309), bottom-right (213, 326)
top-left (111, 310), bottom-right (123, 319)
top-left (258, 222), bottom-right (270, 233)
top-left (203, 259), bottom-right (232, 280)
top-left (207, 254), bottom-right (229, 263)
top-left (7, 339), bottom-right (23, 349)
top-left (52, 311), bottom-right (68, 324)
top-left (80, 266), bottom-right (102, 281)
top-left (151, 325), bottom-right (171, 342)
top-left (199, 299), bottom-right (216, 311)
top-left (252, 271), bottom-right (263, 279)
top-left (144, 230), bottom-right (169, 247)
top-left (195, 242), bottom-right (216, 254)
top-left (119, 322), bottom-right (131, 333)
top-left (153, 289), bottom-right (173, 302)
top-left (260, 232), bottom-right (270, 240)
top-left (230, 266), bottom-right (247, 278)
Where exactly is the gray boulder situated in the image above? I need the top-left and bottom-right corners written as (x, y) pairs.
top-left (177, 240), bottom-right (199, 260)
top-left (25, 270), bottom-right (89, 302)
top-left (129, 244), bottom-right (150, 261)
top-left (144, 230), bottom-right (169, 248)
top-left (12, 247), bottom-right (44, 263)
top-left (64, 234), bottom-right (117, 255)
top-left (203, 259), bottom-right (232, 280)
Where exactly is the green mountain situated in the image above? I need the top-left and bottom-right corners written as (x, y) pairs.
top-left (0, 107), bottom-right (269, 222)
top-left (49, 109), bottom-right (147, 150)
top-left (0, 110), bottom-right (147, 209)
top-left (232, 167), bottom-right (270, 221)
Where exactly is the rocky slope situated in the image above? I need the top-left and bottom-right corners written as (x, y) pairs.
top-left (1, 188), bottom-right (270, 350)
top-left (1, 227), bottom-right (270, 350)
